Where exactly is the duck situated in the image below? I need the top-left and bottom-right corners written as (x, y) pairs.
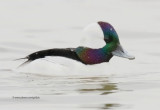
top-left (19, 21), bottom-right (135, 66)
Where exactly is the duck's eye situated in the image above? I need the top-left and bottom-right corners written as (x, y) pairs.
top-left (104, 38), bottom-right (112, 43)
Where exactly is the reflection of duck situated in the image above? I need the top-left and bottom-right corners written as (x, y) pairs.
top-left (78, 76), bottom-right (118, 95)
top-left (80, 83), bottom-right (118, 95)
top-left (20, 21), bottom-right (135, 66)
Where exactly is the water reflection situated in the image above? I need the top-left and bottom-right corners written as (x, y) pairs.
top-left (81, 103), bottom-right (121, 110)
top-left (101, 104), bottom-right (120, 109)
top-left (3, 71), bottom-right (121, 109)
top-left (79, 82), bottom-right (118, 95)
top-left (77, 77), bottom-right (118, 95)
top-left (13, 73), bottom-right (119, 96)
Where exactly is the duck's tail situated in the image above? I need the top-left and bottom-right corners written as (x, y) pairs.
top-left (15, 57), bottom-right (32, 68)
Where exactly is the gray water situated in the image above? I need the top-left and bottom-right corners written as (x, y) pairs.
top-left (0, 0), bottom-right (160, 110)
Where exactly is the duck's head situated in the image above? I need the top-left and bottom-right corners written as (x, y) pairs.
top-left (98, 21), bottom-right (135, 60)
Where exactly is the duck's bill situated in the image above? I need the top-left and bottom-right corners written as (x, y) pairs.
top-left (112, 44), bottom-right (135, 60)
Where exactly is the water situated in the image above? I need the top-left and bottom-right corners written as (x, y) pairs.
top-left (0, 0), bottom-right (160, 110)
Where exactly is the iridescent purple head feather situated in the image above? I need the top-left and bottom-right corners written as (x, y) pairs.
top-left (98, 21), bottom-right (119, 44)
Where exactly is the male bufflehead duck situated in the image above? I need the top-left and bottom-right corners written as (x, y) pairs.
top-left (19, 21), bottom-right (135, 66)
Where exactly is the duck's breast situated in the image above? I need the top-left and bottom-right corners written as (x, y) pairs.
top-left (76, 47), bottom-right (108, 64)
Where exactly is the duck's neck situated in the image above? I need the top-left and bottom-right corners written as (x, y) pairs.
top-left (101, 43), bottom-right (118, 54)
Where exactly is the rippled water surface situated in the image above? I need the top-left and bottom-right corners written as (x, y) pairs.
top-left (0, 0), bottom-right (160, 110)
